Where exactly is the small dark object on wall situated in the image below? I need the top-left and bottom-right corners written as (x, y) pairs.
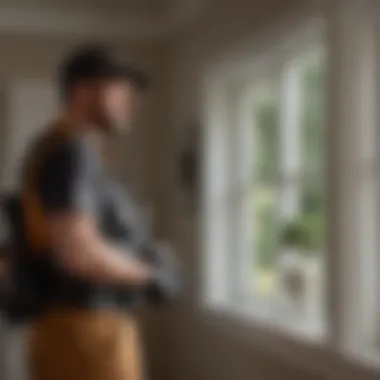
top-left (180, 148), bottom-right (197, 193)
top-left (179, 121), bottom-right (199, 198)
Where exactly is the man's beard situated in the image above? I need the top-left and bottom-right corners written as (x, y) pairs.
top-left (92, 109), bottom-right (127, 136)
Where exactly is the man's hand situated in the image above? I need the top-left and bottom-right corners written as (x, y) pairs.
top-left (142, 242), bottom-right (183, 305)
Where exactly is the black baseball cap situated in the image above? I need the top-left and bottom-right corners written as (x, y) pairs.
top-left (59, 45), bottom-right (149, 99)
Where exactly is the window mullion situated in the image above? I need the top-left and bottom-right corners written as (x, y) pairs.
top-left (228, 84), bottom-right (255, 305)
top-left (201, 79), bottom-right (232, 307)
top-left (277, 60), bottom-right (303, 222)
top-left (372, 0), bottom-right (380, 350)
top-left (225, 83), bottom-right (246, 305)
top-left (273, 60), bottom-right (307, 323)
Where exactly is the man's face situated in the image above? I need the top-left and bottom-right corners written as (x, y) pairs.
top-left (90, 79), bottom-right (140, 134)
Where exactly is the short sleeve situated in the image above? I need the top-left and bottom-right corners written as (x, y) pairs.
top-left (36, 137), bottom-right (98, 216)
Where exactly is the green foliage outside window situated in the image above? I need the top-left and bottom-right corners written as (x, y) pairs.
top-left (254, 53), bottom-right (325, 269)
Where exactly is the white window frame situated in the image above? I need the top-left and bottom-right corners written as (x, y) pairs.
top-left (201, 16), bottom-right (326, 328)
top-left (200, 0), bottom-right (380, 377)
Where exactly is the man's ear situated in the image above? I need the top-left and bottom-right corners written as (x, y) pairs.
top-left (0, 258), bottom-right (8, 275)
top-left (73, 81), bottom-right (93, 106)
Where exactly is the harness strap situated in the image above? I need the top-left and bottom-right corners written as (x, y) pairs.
top-left (21, 123), bottom-right (73, 256)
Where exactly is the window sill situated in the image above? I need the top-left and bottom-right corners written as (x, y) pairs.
top-left (199, 304), bottom-right (380, 380)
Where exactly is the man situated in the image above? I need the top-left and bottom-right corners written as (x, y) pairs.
top-left (19, 46), bottom-right (175, 380)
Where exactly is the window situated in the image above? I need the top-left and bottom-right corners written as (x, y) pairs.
top-left (241, 48), bottom-right (326, 336)
top-left (202, 0), bottom-right (380, 373)
top-left (202, 24), bottom-right (327, 339)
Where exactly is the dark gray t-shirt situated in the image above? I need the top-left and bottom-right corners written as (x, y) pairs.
top-left (35, 134), bottom-right (100, 218)
top-left (21, 127), bottom-right (156, 310)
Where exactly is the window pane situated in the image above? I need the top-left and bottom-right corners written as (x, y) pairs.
top-left (248, 178), bottom-right (326, 315)
top-left (251, 184), bottom-right (278, 299)
top-left (253, 85), bottom-right (279, 183)
top-left (245, 49), bottom-right (326, 330)
top-left (250, 84), bottom-right (280, 301)
top-left (300, 52), bottom-right (326, 173)
top-left (277, 180), bottom-right (326, 323)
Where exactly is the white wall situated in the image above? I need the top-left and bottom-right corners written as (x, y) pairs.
top-left (2, 80), bottom-right (58, 191)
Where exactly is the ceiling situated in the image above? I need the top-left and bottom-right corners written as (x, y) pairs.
top-left (0, 0), bottom-right (210, 39)
top-left (0, 0), bottom-right (169, 14)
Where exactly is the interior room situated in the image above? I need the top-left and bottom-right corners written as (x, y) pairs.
top-left (0, 1), bottom-right (379, 380)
